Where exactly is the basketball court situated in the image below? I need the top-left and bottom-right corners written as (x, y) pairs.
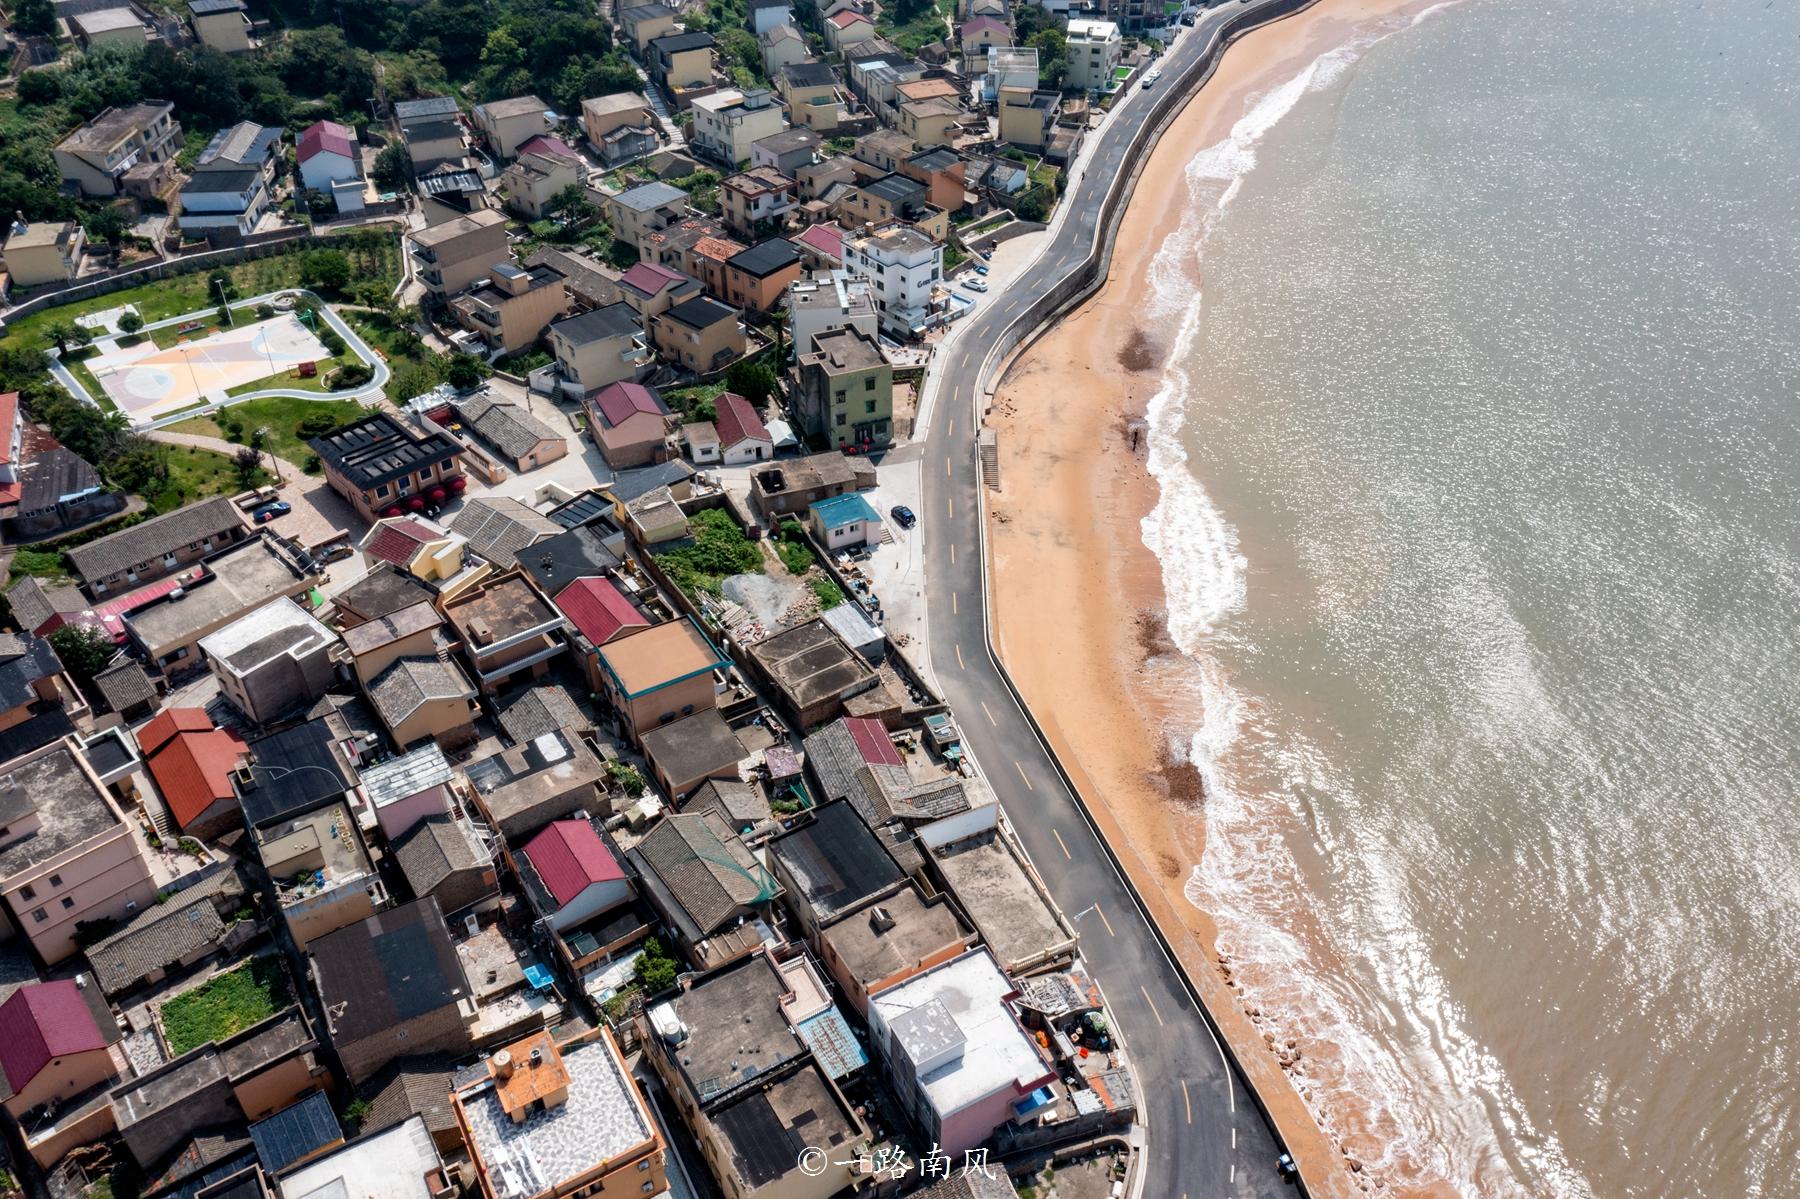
top-left (91, 314), bottom-right (331, 423)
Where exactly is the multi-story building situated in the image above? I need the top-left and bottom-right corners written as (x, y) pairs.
top-left (395, 96), bottom-right (467, 172)
top-left (650, 296), bottom-right (748, 373)
top-left (499, 140), bottom-right (584, 219)
top-left (690, 89), bottom-right (786, 169)
top-left (441, 570), bottom-right (567, 694)
top-left (121, 538), bottom-right (315, 677)
top-left (897, 97), bottom-right (963, 149)
top-left (1065, 17), bottom-right (1124, 91)
top-left (309, 413), bottom-right (467, 523)
top-left (198, 597), bottom-right (339, 724)
top-left (453, 1030), bottom-right (666, 1199)
top-left (687, 234), bottom-right (747, 300)
top-left (900, 146), bottom-right (967, 213)
top-left (177, 167), bottom-right (270, 238)
top-left (618, 4), bottom-right (678, 53)
top-left (411, 208), bottom-right (511, 298)
top-left (470, 95), bottom-right (552, 160)
top-left (720, 166), bottom-right (797, 239)
top-left (794, 325), bottom-right (893, 451)
top-left (841, 223), bottom-right (945, 338)
top-left (548, 303), bottom-right (651, 396)
top-left (605, 181), bottom-right (690, 257)
top-left (775, 61), bottom-right (843, 131)
top-left (66, 494), bottom-right (248, 597)
top-left (648, 31), bottom-right (717, 93)
top-left (722, 238), bottom-right (803, 313)
top-left (824, 8), bottom-right (876, 52)
top-left (581, 93), bottom-right (656, 148)
top-left (449, 261), bottom-right (571, 355)
top-left (53, 102), bottom-right (182, 198)
top-left (998, 86), bottom-right (1059, 151)
top-left (752, 126), bottom-right (823, 175)
top-left (297, 120), bottom-right (361, 194)
top-left (787, 271), bottom-right (879, 360)
top-left (2, 219), bottom-right (84, 289)
top-left (759, 24), bottom-right (811, 77)
top-left (0, 740), bottom-right (157, 965)
top-left (591, 617), bottom-right (727, 741)
top-left (188, 0), bottom-right (253, 52)
top-left (833, 172), bottom-right (947, 242)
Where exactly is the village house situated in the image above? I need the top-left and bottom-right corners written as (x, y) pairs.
top-left (359, 515), bottom-right (467, 582)
top-left (394, 812), bottom-right (499, 921)
top-left (189, 0), bottom-right (253, 52)
top-left (818, 883), bottom-right (976, 1016)
top-left (367, 656), bottom-right (480, 750)
top-left (581, 92), bottom-right (656, 145)
top-left (591, 616), bottom-right (727, 741)
top-left (605, 181), bottom-right (691, 257)
top-left (453, 393), bottom-right (568, 474)
top-left (297, 120), bottom-right (364, 212)
top-left (714, 391), bottom-right (774, 464)
top-left (69, 9), bottom-right (148, 51)
top-left (901, 146), bottom-right (967, 212)
top-left (648, 30), bottom-right (718, 93)
top-left (792, 222), bottom-right (844, 271)
top-left (2, 219), bottom-right (84, 289)
top-left (749, 618), bottom-right (890, 731)
top-left (449, 261), bottom-right (570, 355)
top-left (809, 491), bottom-right (884, 551)
top-left (824, 8), bottom-right (877, 52)
top-left (650, 296), bottom-right (747, 373)
top-left (723, 238), bottom-right (804, 312)
top-left (1065, 17), bottom-right (1124, 90)
top-left (627, 809), bottom-right (777, 968)
top-left (842, 223), bottom-right (946, 338)
top-left (471, 95), bottom-right (552, 160)
top-left (442, 571), bottom-right (567, 694)
top-left (690, 89), bottom-right (786, 169)
top-left (395, 96), bottom-right (468, 172)
top-left (788, 271), bottom-right (879, 359)
top-left (794, 324), bottom-right (893, 450)
top-left (776, 61), bottom-right (846, 131)
top-left (548, 304), bottom-right (652, 396)
top-left (198, 597), bottom-right (339, 724)
top-left (343, 602), bottom-right (453, 689)
top-left (462, 728), bottom-right (606, 843)
top-left (721, 166), bottom-right (798, 239)
top-left (688, 233), bottom-right (748, 300)
top-left (618, 4), bottom-right (679, 53)
top-left (67, 494), bottom-right (248, 597)
top-left (121, 539), bottom-right (314, 677)
top-left (753, 125), bottom-right (824, 175)
top-left (499, 141), bottom-right (584, 220)
top-left (748, 450), bottom-right (874, 520)
top-left (760, 24), bottom-right (812, 77)
top-left (410, 208), bottom-right (511, 299)
top-left (137, 709), bottom-right (246, 839)
top-left (253, 798), bottom-right (385, 949)
top-left (0, 977), bottom-right (126, 1165)
top-left (451, 496), bottom-right (563, 569)
top-left (0, 740), bottom-right (157, 965)
top-left (517, 818), bottom-right (631, 932)
top-left (585, 380), bottom-right (672, 470)
top-left (310, 413), bottom-right (467, 524)
top-left (998, 86), bottom-right (1060, 150)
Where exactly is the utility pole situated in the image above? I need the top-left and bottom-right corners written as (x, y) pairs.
top-left (215, 275), bottom-right (234, 327)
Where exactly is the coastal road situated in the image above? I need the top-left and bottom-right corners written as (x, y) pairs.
top-left (913, 4), bottom-right (1304, 1197)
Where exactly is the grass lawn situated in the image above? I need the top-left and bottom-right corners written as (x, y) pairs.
top-left (158, 957), bottom-right (292, 1055)
top-left (341, 309), bottom-right (457, 398)
top-left (223, 355), bottom-right (358, 397)
top-left (168, 396), bottom-right (364, 464)
top-left (5, 240), bottom-right (404, 353)
top-left (142, 444), bottom-right (269, 515)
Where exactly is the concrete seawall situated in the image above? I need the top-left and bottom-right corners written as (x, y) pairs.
top-left (969, 2), bottom-right (1364, 1197)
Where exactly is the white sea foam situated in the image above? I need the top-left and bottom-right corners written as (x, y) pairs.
top-left (1138, 6), bottom-right (1602, 1196)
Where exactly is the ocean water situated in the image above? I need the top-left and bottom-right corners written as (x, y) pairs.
top-left (1139, 0), bottom-right (1800, 1195)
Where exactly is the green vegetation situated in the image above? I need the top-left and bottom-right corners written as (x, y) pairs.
top-left (655, 508), bottom-right (763, 598)
top-left (8, 549), bottom-right (69, 580)
top-left (341, 1099), bottom-right (371, 1129)
top-left (681, 0), bottom-right (768, 89)
top-left (159, 958), bottom-right (292, 1055)
top-left (71, 916), bottom-right (122, 949)
top-left (878, 0), bottom-right (955, 56)
top-left (661, 378), bottom-right (730, 423)
top-left (634, 937), bottom-right (680, 995)
top-left (775, 519), bottom-right (816, 575)
top-left (605, 761), bottom-right (647, 797)
top-left (343, 308), bottom-right (462, 401)
top-left (809, 577), bottom-right (845, 609)
top-left (49, 625), bottom-right (115, 691)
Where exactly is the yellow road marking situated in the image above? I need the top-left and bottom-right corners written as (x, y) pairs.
top-left (1094, 903), bottom-right (1116, 937)
top-left (1013, 761), bottom-right (1034, 791)
top-left (1182, 1079), bottom-right (1193, 1124)
top-left (980, 700), bottom-right (997, 726)
top-left (1051, 828), bottom-right (1071, 860)
top-left (1140, 986), bottom-right (1165, 1026)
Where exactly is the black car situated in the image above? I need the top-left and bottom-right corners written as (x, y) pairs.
top-left (890, 505), bottom-right (917, 529)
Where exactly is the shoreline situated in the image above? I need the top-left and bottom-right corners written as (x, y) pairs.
top-left (985, 0), bottom-right (1458, 1194)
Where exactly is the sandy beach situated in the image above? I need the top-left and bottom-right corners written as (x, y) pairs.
top-left (985, 1), bottom-right (1458, 1193)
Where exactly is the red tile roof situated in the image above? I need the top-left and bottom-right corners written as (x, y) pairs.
top-left (363, 518), bottom-right (442, 566)
top-left (517, 134), bottom-right (580, 161)
top-left (0, 392), bottom-right (19, 466)
top-left (845, 716), bottom-right (902, 767)
top-left (619, 261), bottom-right (685, 297)
top-left (145, 723), bottom-right (248, 830)
top-left (692, 235), bottom-right (747, 263)
top-left (829, 8), bottom-right (871, 27)
top-left (137, 707), bottom-right (213, 757)
top-left (794, 223), bottom-right (843, 260)
top-left (713, 392), bottom-right (771, 451)
top-left (590, 381), bottom-right (668, 429)
top-left (555, 577), bottom-right (650, 648)
top-left (522, 819), bottom-right (624, 908)
top-left (0, 980), bottom-right (109, 1096)
top-left (297, 120), bottom-right (356, 164)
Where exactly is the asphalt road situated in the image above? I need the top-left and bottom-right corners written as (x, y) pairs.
top-left (914, 5), bottom-right (1301, 1197)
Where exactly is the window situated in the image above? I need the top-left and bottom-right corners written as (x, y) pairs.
top-left (47, 874), bottom-right (61, 888)
top-left (864, 377), bottom-right (875, 390)
top-left (865, 400), bottom-right (876, 414)
top-left (377, 483), bottom-right (392, 499)
top-left (61, 897), bottom-right (74, 910)
top-left (638, 1160), bottom-right (652, 1172)
top-left (32, 909), bottom-right (46, 923)
top-left (835, 413), bottom-right (846, 426)
top-left (19, 885), bottom-right (33, 901)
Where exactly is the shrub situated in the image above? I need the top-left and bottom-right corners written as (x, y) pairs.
top-left (332, 362), bottom-right (374, 387)
top-left (446, 355), bottom-right (482, 391)
top-left (10, 548), bottom-right (69, 578)
top-left (318, 328), bottom-right (348, 357)
top-left (654, 508), bottom-right (763, 597)
top-left (117, 310), bottom-right (144, 334)
top-left (341, 1099), bottom-right (371, 1129)
top-left (775, 519), bottom-right (815, 574)
top-left (303, 453), bottom-right (323, 474)
top-left (256, 303), bottom-right (277, 320)
top-left (298, 411), bottom-right (341, 437)
top-left (634, 938), bottom-right (679, 995)
top-left (809, 578), bottom-right (845, 609)
top-left (605, 760), bottom-right (647, 797)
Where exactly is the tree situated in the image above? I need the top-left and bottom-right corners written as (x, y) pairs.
top-left (725, 357), bottom-right (778, 405)
top-left (44, 321), bottom-right (91, 356)
top-left (300, 249), bottom-right (352, 294)
top-left (446, 355), bottom-right (482, 391)
top-left (49, 624), bottom-right (115, 691)
top-left (634, 937), bottom-right (679, 994)
top-left (16, 67), bottom-right (61, 105)
top-left (232, 445), bottom-right (264, 488)
top-left (373, 143), bottom-right (413, 190)
top-left (1014, 184), bottom-right (1052, 222)
top-left (548, 183), bottom-right (596, 230)
top-left (1028, 28), bottom-right (1069, 89)
top-left (109, 438), bottom-right (172, 493)
top-left (12, 0), bottom-right (55, 36)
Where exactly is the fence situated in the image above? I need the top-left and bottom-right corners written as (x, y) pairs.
top-left (0, 223), bottom-right (408, 326)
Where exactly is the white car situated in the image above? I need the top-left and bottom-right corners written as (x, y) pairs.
top-left (963, 277), bottom-right (989, 292)
top-left (1142, 68), bottom-right (1163, 88)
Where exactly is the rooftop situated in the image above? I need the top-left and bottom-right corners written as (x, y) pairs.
top-left (821, 884), bottom-right (971, 994)
top-left (652, 954), bottom-right (803, 1105)
top-left (248, 1089), bottom-right (342, 1174)
top-left (767, 801), bottom-right (904, 926)
top-left (72, 8), bottom-right (147, 35)
top-left (444, 573), bottom-right (560, 648)
top-left (394, 815), bottom-right (489, 909)
top-left (639, 708), bottom-right (746, 790)
top-left (632, 810), bottom-right (775, 938)
top-left (340, 600), bottom-right (444, 657)
top-left (594, 617), bottom-right (724, 698)
top-left (726, 238), bottom-right (801, 279)
top-left (457, 1035), bottom-right (655, 1199)
top-left (553, 576), bottom-right (649, 648)
top-left (199, 598), bottom-right (336, 679)
top-left (709, 1063), bottom-right (860, 1190)
top-left (239, 719), bottom-right (353, 829)
top-left (254, 800), bottom-right (372, 897)
top-left (779, 61), bottom-right (838, 90)
top-left (610, 180), bottom-right (688, 212)
top-left (810, 491), bottom-right (881, 529)
top-left (754, 126), bottom-right (823, 154)
top-left (714, 391), bottom-right (770, 450)
top-left (309, 414), bottom-right (462, 492)
top-left (0, 745), bottom-right (123, 879)
top-left (804, 324), bottom-right (887, 375)
top-left (869, 948), bottom-right (1049, 1121)
top-left (521, 819), bottom-right (624, 908)
top-left (408, 209), bottom-right (508, 249)
top-left (617, 260), bottom-right (695, 300)
top-left (749, 619), bottom-right (879, 716)
top-left (359, 743), bottom-right (454, 811)
top-left (309, 898), bottom-right (469, 1048)
top-left (931, 830), bottom-right (1075, 973)
top-left (549, 302), bottom-right (641, 347)
top-left (0, 978), bottom-right (115, 1100)
top-left (476, 95), bottom-right (549, 120)
top-left (333, 564), bottom-right (437, 624)
top-left (461, 729), bottom-right (604, 828)
top-left (659, 295), bottom-right (739, 331)
top-left (450, 497), bottom-right (562, 569)
top-left (58, 102), bottom-right (173, 153)
top-left (588, 380), bottom-right (668, 429)
top-left (394, 96), bottom-right (460, 122)
top-left (84, 866), bottom-right (245, 995)
top-left (281, 1115), bottom-right (443, 1199)
top-left (516, 523), bottom-right (624, 594)
top-left (368, 656), bottom-right (476, 730)
top-left (582, 92), bottom-right (651, 116)
top-left (497, 684), bottom-right (593, 744)
top-left (123, 540), bottom-right (305, 650)
top-left (650, 29), bottom-right (716, 53)
top-left (361, 517), bottom-right (450, 568)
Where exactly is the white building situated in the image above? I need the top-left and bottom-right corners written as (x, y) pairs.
top-left (841, 223), bottom-right (945, 338)
top-left (690, 89), bottom-right (787, 169)
top-left (177, 167), bottom-right (270, 236)
top-left (298, 120), bottom-right (361, 194)
top-left (787, 270), bottom-right (880, 360)
top-left (1065, 18), bottom-right (1123, 91)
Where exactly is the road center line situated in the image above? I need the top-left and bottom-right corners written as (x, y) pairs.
top-left (1051, 828), bottom-right (1071, 860)
top-left (945, 457), bottom-right (950, 476)
top-left (980, 700), bottom-right (997, 726)
top-left (955, 644), bottom-right (964, 670)
top-left (1140, 985), bottom-right (1165, 1027)
top-left (1182, 1079), bottom-right (1192, 1124)
top-left (952, 591), bottom-right (959, 615)
top-left (950, 543), bottom-right (955, 564)
top-left (948, 496), bottom-right (954, 519)
top-left (1094, 903), bottom-right (1116, 938)
top-left (1012, 761), bottom-right (1034, 791)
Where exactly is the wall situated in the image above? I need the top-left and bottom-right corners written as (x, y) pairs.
top-left (8, 826), bottom-right (156, 965)
top-left (2, 1045), bottom-right (117, 1120)
top-left (232, 1053), bottom-right (329, 1121)
top-left (376, 783), bottom-right (454, 841)
top-left (339, 1005), bottom-right (471, 1085)
top-left (283, 882), bottom-right (378, 951)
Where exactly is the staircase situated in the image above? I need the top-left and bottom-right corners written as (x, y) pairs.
top-left (978, 428), bottom-right (1001, 490)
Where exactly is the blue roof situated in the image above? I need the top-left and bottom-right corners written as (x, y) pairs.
top-left (249, 1090), bottom-right (341, 1174)
top-left (809, 492), bottom-right (880, 529)
top-left (796, 1007), bottom-right (868, 1079)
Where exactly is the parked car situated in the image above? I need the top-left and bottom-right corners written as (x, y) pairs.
top-left (252, 501), bottom-right (291, 523)
top-left (963, 278), bottom-right (989, 292)
top-left (975, 264), bottom-right (990, 276)
top-left (890, 505), bottom-right (917, 529)
top-left (1142, 69), bottom-right (1163, 88)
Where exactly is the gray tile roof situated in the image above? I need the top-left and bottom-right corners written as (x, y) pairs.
top-left (610, 181), bottom-right (688, 212)
top-left (635, 810), bottom-right (771, 934)
top-left (454, 394), bottom-right (565, 463)
top-left (450, 497), bottom-right (561, 569)
top-left (65, 496), bottom-right (243, 581)
top-left (83, 866), bottom-right (246, 995)
top-left (355, 1053), bottom-right (460, 1140)
top-left (95, 659), bottom-right (157, 714)
top-left (496, 684), bottom-right (592, 743)
top-left (6, 577), bottom-right (84, 633)
top-left (368, 656), bottom-right (475, 726)
top-left (0, 634), bottom-right (65, 711)
top-left (393, 814), bottom-right (482, 898)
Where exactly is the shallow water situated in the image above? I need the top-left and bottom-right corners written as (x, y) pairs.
top-left (1141, 0), bottom-right (1800, 1193)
